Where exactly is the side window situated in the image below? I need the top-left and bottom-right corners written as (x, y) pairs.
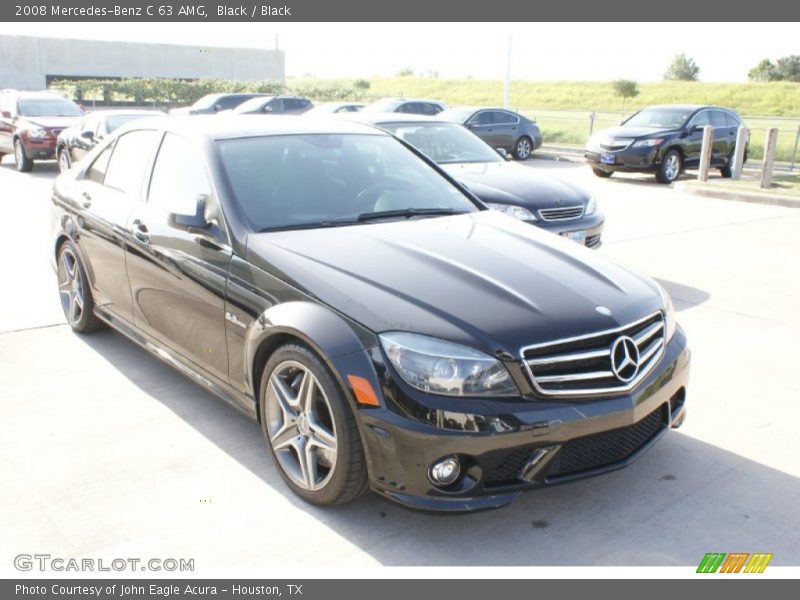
top-left (711, 111), bottom-right (727, 128)
top-left (217, 96), bottom-right (243, 111)
top-left (689, 111), bottom-right (710, 129)
top-left (148, 133), bottom-right (213, 215)
top-left (85, 144), bottom-right (114, 184)
top-left (495, 112), bottom-right (518, 125)
top-left (724, 112), bottom-right (741, 128)
top-left (477, 111), bottom-right (496, 125)
top-left (266, 99), bottom-right (284, 113)
top-left (103, 130), bottom-right (158, 197)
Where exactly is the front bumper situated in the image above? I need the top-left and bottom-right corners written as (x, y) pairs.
top-left (584, 145), bottom-right (664, 173)
top-left (359, 326), bottom-right (689, 513)
top-left (20, 137), bottom-right (57, 160)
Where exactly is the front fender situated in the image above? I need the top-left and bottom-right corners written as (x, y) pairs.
top-left (243, 301), bottom-right (384, 413)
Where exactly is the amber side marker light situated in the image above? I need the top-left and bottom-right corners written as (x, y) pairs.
top-left (347, 375), bottom-right (380, 407)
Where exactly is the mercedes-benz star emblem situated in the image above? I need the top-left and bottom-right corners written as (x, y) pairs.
top-left (595, 305), bottom-right (612, 316)
top-left (610, 335), bottom-right (640, 382)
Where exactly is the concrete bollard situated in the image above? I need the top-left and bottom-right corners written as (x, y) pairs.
top-left (698, 125), bottom-right (714, 182)
top-left (731, 126), bottom-right (749, 180)
top-left (760, 128), bottom-right (779, 189)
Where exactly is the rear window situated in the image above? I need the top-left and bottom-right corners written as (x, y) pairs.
top-left (18, 97), bottom-right (82, 117)
top-left (711, 111), bottom-right (727, 128)
top-left (217, 133), bottom-right (477, 232)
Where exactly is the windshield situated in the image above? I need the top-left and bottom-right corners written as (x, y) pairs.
top-left (624, 108), bottom-right (692, 129)
top-left (17, 98), bottom-right (82, 117)
top-left (381, 121), bottom-right (502, 164)
top-left (106, 114), bottom-right (154, 132)
top-left (437, 108), bottom-right (475, 123)
top-left (217, 133), bottom-right (478, 232)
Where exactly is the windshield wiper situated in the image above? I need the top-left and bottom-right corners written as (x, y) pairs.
top-left (356, 208), bottom-right (468, 222)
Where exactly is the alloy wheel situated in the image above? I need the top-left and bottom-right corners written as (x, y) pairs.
top-left (14, 141), bottom-right (22, 166)
top-left (58, 150), bottom-right (70, 172)
top-left (265, 360), bottom-right (338, 491)
top-left (664, 153), bottom-right (680, 181)
top-left (58, 248), bottom-right (84, 325)
top-left (516, 138), bottom-right (531, 160)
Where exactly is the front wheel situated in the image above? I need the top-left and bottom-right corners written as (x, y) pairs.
top-left (656, 149), bottom-right (682, 184)
top-left (513, 136), bottom-right (533, 160)
top-left (14, 139), bottom-right (33, 172)
top-left (719, 150), bottom-right (736, 178)
top-left (259, 344), bottom-right (369, 506)
top-left (592, 168), bottom-right (613, 178)
top-left (57, 147), bottom-right (71, 173)
top-left (57, 241), bottom-right (104, 333)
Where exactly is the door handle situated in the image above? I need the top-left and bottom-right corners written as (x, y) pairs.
top-left (81, 191), bottom-right (92, 209)
top-left (132, 220), bottom-right (150, 244)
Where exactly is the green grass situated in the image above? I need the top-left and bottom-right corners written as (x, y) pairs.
top-left (289, 77), bottom-right (800, 162)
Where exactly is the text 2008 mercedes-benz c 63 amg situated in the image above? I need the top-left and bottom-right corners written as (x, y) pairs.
top-left (50, 116), bottom-right (690, 512)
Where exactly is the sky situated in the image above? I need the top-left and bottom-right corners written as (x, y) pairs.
top-left (0, 22), bottom-right (797, 82)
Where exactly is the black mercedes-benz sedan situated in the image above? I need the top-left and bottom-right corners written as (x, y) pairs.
top-left (50, 115), bottom-right (690, 512)
top-left (585, 104), bottom-right (747, 184)
top-left (349, 113), bottom-right (603, 248)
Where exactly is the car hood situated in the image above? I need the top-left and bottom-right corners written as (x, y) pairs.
top-left (20, 116), bottom-right (81, 129)
top-left (596, 125), bottom-right (678, 140)
top-left (245, 211), bottom-right (661, 355)
top-left (441, 162), bottom-right (589, 209)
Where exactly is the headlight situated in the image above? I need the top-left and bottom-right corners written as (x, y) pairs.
top-left (485, 202), bottom-right (537, 221)
top-left (25, 127), bottom-right (48, 139)
top-left (632, 138), bottom-right (664, 148)
top-left (379, 332), bottom-right (518, 397)
top-left (657, 284), bottom-right (676, 341)
top-left (585, 196), bottom-right (597, 215)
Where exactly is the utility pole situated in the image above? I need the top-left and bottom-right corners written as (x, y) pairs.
top-left (503, 34), bottom-right (512, 109)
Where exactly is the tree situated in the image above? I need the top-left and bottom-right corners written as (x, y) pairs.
top-left (612, 79), bottom-right (640, 111)
top-left (749, 59), bottom-right (779, 81)
top-left (396, 68), bottom-right (414, 77)
top-left (664, 53), bottom-right (700, 81)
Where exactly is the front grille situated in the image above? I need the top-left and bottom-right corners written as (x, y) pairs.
top-left (599, 138), bottom-right (633, 151)
top-left (539, 205), bottom-right (584, 221)
top-left (521, 311), bottom-right (665, 397)
top-left (585, 234), bottom-right (602, 248)
top-left (548, 405), bottom-right (666, 477)
top-left (486, 447), bottom-right (534, 484)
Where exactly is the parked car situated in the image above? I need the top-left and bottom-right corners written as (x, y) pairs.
top-left (585, 104), bottom-right (748, 184)
top-left (438, 107), bottom-right (542, 160)
top-left (0, 90), bottom-right (84, 172)
top-left (50, 115), bottom-right (689, 512)
top-left (362, 98), bottom-right (446, 116)
top-left (56, 109), bottom-right (161, 172)
top-left (230, 96), bottom-right (313, 115)
top-left (304, 102), bottom-right (365, 115)
top-left (169, 93), bottom-right (269, 116)
top-left (350, 113), bottom-right (603, 248)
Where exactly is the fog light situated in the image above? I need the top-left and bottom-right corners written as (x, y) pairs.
top-left (429, 457), bottom-right (461, 486)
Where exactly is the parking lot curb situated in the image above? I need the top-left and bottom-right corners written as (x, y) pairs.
top-left (674, 182), bottom-right (800, 209)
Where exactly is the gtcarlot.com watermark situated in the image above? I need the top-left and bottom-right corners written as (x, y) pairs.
top-left (14, 553), bottom-right (195, 572)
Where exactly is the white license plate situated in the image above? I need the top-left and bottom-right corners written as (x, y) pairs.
top-left (562, 230), bottom-right (587, 245)
top-left (600, 153), bottom-right (615, 165)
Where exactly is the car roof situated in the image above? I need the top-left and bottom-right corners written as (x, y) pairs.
top-left (345, 113), bottom-right (442, 126)
top-left (641, 104), bottom-right (735, 113)
top-left (10, 91), bottom-right (73, 100)
top-left (88, 109), bottom-right (162, 116)
top-left (120, 114), bottom-right (389, 141)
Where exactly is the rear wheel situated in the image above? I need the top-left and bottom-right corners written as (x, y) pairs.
top-left (513, 136), bottom-right (533, 160)
top-left (57, 241), bottom-right (104, 333)
top-left (57, 147), bottom-right (71, 173)
top-left (259, 343), bottom-right (369, 506)
top-left (14, 139), bottom-right (33, 172)
top-left (592, 168), bottom-right (613, 178)
top-left (656, 149), bottom-right (681, 184)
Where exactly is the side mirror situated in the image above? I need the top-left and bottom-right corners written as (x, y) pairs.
top-left (1, 111), bottom-right (11, 119)
top-left (80, 130), bottom-right (94, 140)
top-left (263, 105), bottom-right (273, 113)
top-left (495, 147), bottom-right (510, 160)
top-left (168, 195), bottom-right (210, 230)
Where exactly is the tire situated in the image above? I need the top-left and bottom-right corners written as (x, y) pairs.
top-left (513, 136), bottom-right (533, 160)
top-left (719, 150), bottom-right (736, 178)
top-left (56, 241), bottom-right (104, 333)
top-left (592, 168), bottom-right (613, 178)
top-left (14, 139), bottom-right (33, 172)
top-left (656, 149), bottom-right (682, 184)
top-left (259, 343), bottom-right (369, 506)
top-left (57, 147), bottom-right (71, 173)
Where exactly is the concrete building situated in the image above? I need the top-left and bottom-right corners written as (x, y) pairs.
top-left (0, 35), bottom-right (285, 90)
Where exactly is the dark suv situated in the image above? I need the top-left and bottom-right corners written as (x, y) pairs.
top-left (439, 107), bottom-right (543, 160)
top-left (231, 96), bottom-right (314, 115)
top-left (585, 105), bottom-right (747, 184)
top-left (0, 90), bottom-right (84, 172)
